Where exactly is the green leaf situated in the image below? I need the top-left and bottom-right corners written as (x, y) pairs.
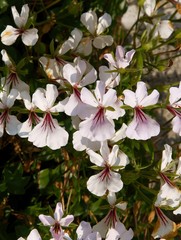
top-left (38, 169), bottom-right (50, 189)
top-left (121, 171), bottom-right (140, 185)
top-left (3, 163), bottom-right (30, 195)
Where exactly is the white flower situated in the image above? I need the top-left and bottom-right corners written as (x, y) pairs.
top-left (143, 0), bottom-right (156, 17)
top-left (72, 123), bottom-right (127, 152)
top-left (63, 57), bottom-right (97, 118)
top-left (121, 4), bottom-right (140, 30)
top-left (143, 0), bottom-right (174, 39)
top-left (152, 207), bottom-right (177, 239)
top-left (76, 221), bottom-right (102, 240)
top-left (1, 4), bottom-right (38, 46)
top-left (76, 11), bottom-right (113, 55)
top-left (86, 142), bottom-right (129, 196)
top-left (123, 81), bottom-right (160, 140)
top-left (155, 181), bottom-right (181, 209)
top-left (39, 202), bottom-right (74, 240)
top-left (167, 81), bottom-right (181, 136)
top-left (58, 28), bottom-right (83, 55)
top-left (18, 91), bottom-right (41, 138)
top-left (17, 229), bottom-right (41, 240)
top-left (79, 81), bottom-right (125, 141)
top-left (93, 206), bottom-right (133, 240)
top-left (28, 84), bottom-right (68, 150)
top-left (106, 221), bottom-right (134, 240)
top-left (0, 83), bottom-right (20, 137)
top-left (39, 56), bottom-right (66, 84)
top-left (1, 49), bottom-right (29, 98)
top-left (99, 65), bottom-right (120, 89)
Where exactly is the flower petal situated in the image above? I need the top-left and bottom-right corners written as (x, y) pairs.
top-left (60, 215), bottom-right (74, 227)
top-left (1, 25), bottom-right (19, 46)
top-left (126, 110), bottom-right (160, 140)
top-left (93, 35), bottom-right (113, 49)
top-left (22, 28), bottom-right (38, 46)
top-left (27, 229), bottom-right (42, 240)
top-left (86, 149), bottom-right (104, 166)
top-left (11, 4), bottom-right (29, 28)
top-left (80, 11), bottom-right (97, 35)
top-left (39, 214), bottom-right (55, 226)
top-left (96, 13), bottom-right (112, 35)
top-left (54, 202), bottom-right (63, 221)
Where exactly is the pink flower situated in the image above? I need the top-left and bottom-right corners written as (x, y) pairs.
top-left (39, 202), bottom-right (74, 240)
top-left (104, 45), bottom-right (135, 69)
top-left (1, 4), bottom-right (38, 46)
top-left (123, 81), bottom-right (160, 140)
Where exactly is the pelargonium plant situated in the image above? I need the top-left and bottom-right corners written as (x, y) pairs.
top-left (0, 1), bottom-right (181, 240)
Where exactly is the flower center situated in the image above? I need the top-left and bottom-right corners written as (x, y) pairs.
top-left (53, 221), bottom-right (61, 234)
top-left (167, 105), bottom-right (181, 118)
top-left (41, 112), bottom-right (55, 132)
top-left (73, 87), bottom-right (81, 101)
top-left (99, 165), bottom-right (111, 182)
top-left (104, 207), bottom-right (117, 228)
top-left (155, 207), bottom-right (168, 226)
top-left (92, 106), bottom-right (105, 127)
top-left (0, 109), bottom-right (9, 125)
top-left (135, 106), bottom-right (147, 122)
top-left (28, 111), bottom-right (40, 126)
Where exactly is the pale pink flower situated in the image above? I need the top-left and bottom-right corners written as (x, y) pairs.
top-left (17, 229), bottom-right (42, 240)
top-left (79, 81), bottom-right (125, 141)
top-left (104, 45), bottom-right (135, 70)
top-left (86, 142), bottom-right (129, 196)
top-left (63, 57), bottom-right (97, 118)
top-left (76, 221), bottom-right (102, 240)
top-left (1, 49), bottom-right (29, 98)
top-left (1, 4), bottom-right (38, 46)
top-left (123, 81), bottom-right (160, 140)
top-left (28, 84), bottom-right (68, 150)
top-left (39, 202), bottom-right (74, 240)
top-left (167, 81), bottom-right (181, 136)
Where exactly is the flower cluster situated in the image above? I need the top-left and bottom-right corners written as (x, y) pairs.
top-left (0, 1), bottom-right (181, 240)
